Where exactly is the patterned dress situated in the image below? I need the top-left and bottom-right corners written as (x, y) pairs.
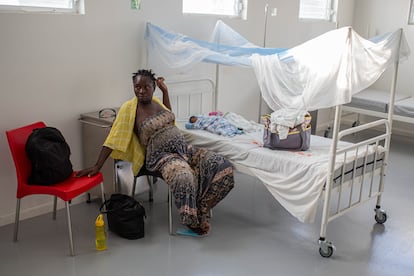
top-left (137, 109), bottom-right (234, 230)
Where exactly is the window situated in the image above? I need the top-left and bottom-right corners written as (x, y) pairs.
top-left (299, 0), bottom-right (334, 21)
top-left (183, 0), bottom-right (247, 20)
top-left (0, 0), bottom-right (84, 14)
top-left (409, 0), bottom-right (414, 24)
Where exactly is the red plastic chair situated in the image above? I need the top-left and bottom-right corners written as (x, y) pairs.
top-left (6, 121), bottom-right (105, 256)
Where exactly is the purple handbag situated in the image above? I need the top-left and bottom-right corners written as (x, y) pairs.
top-left (262, 114), bottom-right (311, 151)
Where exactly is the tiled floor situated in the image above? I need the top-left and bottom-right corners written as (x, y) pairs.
top-left (0, 134), bottom-right (413, 276)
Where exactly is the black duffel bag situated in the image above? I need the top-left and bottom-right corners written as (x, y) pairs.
top-left (100, 194), bottom-right (146, 239)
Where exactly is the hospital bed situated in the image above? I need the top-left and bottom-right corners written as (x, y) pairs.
top-left (164, 78), bottom-right (390, 258)
top-left (343, 87), bottom-right (414, 124)
top-left (145, 21), bottom-right (409, 258)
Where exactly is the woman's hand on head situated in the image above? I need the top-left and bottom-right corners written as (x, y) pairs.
top-left (156, 77), bottom-right (168, 93)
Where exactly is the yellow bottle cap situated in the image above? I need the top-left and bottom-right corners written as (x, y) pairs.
top-left (95, 214), bottom-right (105, 227)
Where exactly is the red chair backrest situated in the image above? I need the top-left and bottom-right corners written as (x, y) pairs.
top-left (6, 122), bottom-right (46, 191)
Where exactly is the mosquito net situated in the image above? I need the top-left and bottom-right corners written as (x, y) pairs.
top-left (145, 21), bottom-right (410, 118)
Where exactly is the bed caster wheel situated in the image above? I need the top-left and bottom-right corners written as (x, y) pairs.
top-left (319, 239), bottom-right (335, 258)
top-left (324, 127), bottom-right (332, 138)
top-left (352, 120), bottom-right (360, 127)
top-left (374, 208), bottom-right (387, 224)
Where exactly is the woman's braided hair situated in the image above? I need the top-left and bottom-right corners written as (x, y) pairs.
top-left (132, 69), bottom-right (156, 86)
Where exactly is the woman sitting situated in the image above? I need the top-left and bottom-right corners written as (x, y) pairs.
top-left (76, 69), bottom-right (234, 236)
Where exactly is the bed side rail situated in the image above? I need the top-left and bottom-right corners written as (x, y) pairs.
top-left (337, 118), bottom-right (390, 140)
top-left (319, 115), bottom-right (392, 256)
top-left (326, 118), bottom-right (391, 224)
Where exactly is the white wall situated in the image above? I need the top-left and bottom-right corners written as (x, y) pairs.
top-left (0, 0), bottom-right (146, 225)
top-left (0, 0), bottom-right (354, 226)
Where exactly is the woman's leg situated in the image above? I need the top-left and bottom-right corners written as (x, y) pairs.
top-left (189, 146), bottom-right (235, 233)
top-left (159, 158), bottom-right (201, 230)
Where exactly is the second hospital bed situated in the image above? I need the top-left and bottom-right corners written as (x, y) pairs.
top-left (343, 87), bottom-right (414, 125)
top-left (162, 78), bottom-right (390, 258)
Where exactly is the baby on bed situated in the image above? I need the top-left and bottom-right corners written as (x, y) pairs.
top-left (185, 114), bottom-right (243, 137)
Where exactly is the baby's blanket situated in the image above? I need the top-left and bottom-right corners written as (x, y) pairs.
top-left (185, 115), bottom-right (243, 137)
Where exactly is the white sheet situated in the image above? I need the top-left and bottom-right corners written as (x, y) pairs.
top-left (251, 28), bottom-right (410, 116)
top-left (180, 126), bottom-right (384, 223)
top-left (394, 97), bottom-right (414, 118)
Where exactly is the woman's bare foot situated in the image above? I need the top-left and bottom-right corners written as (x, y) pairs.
top-left (199, 221), bottom-right (210, 234)
top-left (187, 220), bottom-right (210, 236)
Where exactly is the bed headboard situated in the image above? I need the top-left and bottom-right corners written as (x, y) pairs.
top-left (155, 78), bottom-right (216, 122)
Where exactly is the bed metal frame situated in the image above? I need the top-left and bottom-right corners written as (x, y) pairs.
top-left (318, 109), bottom-right (389, 257)
top-left (342, 105), bottom-right (414, 125)
top-left (318, 55), bottom-right (401, 256)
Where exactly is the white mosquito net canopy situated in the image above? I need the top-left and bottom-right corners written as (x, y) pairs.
top-left (146, 20), bottom-right (410, 117)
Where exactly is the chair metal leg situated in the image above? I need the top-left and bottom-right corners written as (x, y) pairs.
top-left (52, 196), bottom-right (57, 220)
top-left (168, 188), bottom-right (173, 235)
top-left (114, 160), bottom-right (121, 193)
top-left (132, 175), bottom-right (154, 202)
top-left (13, 199), bottom-right (21, 242)
top-left (99, 182), bottom-right (106, 212)
top-left (65, 201), bottom-right (75, 256)
top-left (147, 176), bottom-right (154, 202)
top-left (100, 182), bottom-right (105, 204)
top-left (131, 176), bottom-right (137, 197)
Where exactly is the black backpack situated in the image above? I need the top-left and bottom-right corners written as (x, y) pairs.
top-left (25, 127), bottom-right (73, 185)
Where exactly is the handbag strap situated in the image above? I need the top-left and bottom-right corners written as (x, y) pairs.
top-left (99, 196), bottom-right (143, 214)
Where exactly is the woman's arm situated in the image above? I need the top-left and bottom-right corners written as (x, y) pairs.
top-left (76, 146), bottom-right (113, 177)
top-left (156, 77), bottom-right (172, 111)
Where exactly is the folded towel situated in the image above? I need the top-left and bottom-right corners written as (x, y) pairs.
top-left (103, 96), bottom-right (168, 175)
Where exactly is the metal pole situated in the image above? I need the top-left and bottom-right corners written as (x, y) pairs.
top-left (258, 4), bottom-right (270, 122)
top-left (376, 29), bottom-right (403, 207)
top-left (263, 4), bottom-right (269, 48)
top-left (320, 105), bottom-right (342, 238)
top-left (215, 64), bottom-right (220, 111)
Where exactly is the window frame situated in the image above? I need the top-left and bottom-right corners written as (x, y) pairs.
top-left (182, 0), bottom-right (248, 20)
top-left (0, 0), bottom-right (84, 14)
top-left (298, 0), bottom-right (335, 22)
top-left (409, 0), bottom-right (414, 25)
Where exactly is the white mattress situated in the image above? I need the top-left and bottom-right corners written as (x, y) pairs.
top-left (394, 97), bottom-right (414, 118)
top-left (180, 126), bottom-right (384, 223)
top-left (345, 88), bottom-right (411, 112)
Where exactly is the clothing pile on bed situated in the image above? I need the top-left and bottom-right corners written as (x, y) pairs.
top-left (264, 110), bottom-right (311, 139)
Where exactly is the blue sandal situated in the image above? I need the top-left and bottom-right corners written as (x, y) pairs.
top-left (176, 228), bottom-right (208, 237)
